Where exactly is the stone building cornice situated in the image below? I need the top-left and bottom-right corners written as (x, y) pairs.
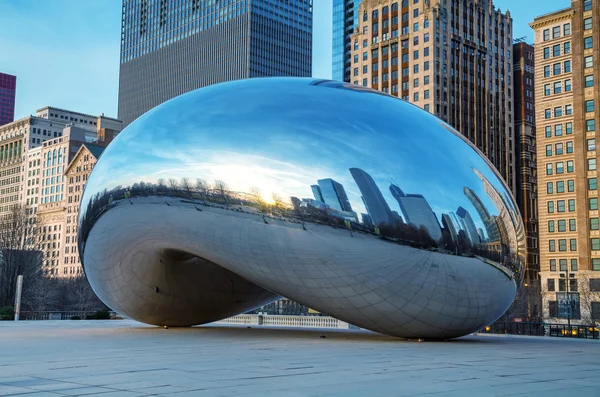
top-left (529, 8), bottom-right (574, 30)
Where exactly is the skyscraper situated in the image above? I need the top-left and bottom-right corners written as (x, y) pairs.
top-left (118, 0), bottom-right (313, 126)
top-left (512, 40), bottom-right (540, 292)
top-left (317, 178), bottom-right (353, 212)
top-left (389, 183), bottom-right (441, 240)
top-left (0, 73), bottom-right (16, 126)
top-left (332, 0), bottom-right (362, 82)
top-left (345, 0), bottom-right (516, 195)
top-left (311, 184), bottom-right (324, 202)
top-left (456, 206), bottom-right (480, 246)
top-left (463, 186), bottom-right (500, 243)
top-left (531, 0), bottom-right (597, 323)
top-left (349, 167), bottom-right (394, 226)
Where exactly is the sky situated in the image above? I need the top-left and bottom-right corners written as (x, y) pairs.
top-left (0, 0), bottom-right (569, 120)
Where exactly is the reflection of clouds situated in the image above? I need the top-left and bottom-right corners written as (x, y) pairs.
top-left (82, 77), bottom-right (518, 240)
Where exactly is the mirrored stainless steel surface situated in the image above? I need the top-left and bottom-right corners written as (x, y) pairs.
top-left (79, 77), bottom-right (526, 339)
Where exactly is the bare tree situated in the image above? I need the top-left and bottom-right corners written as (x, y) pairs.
top-left (577, 273), bottom-right (600, 325)
top-left (213, 180), bottom-right (229, 203)
top-left (180, 177), bottom-right (193, 199)
top-left (195, 178), bottom-right (210, 200)
top-left (168, 178), bottom-right (179, 193)
top-left (157, 178), bottom-right (166, 196)
top-left (0, 205), bottom-right (44, 309)
top-left (249, 187), bottom-right (269, 213)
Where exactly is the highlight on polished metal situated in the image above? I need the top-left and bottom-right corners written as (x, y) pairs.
top-left (79, 77), bottom-right (525, 339)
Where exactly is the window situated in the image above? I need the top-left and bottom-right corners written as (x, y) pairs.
top-left (557, 181), bottom-right (564, 193)
top-left (424, 75), bottom-right (430, 85)
top-left (565, 105), bottom-right (572, 115)
top-left (566, 122), bottom-right (573, 134)
top-left (567, 160), bottom-right (574, 172)
top-left (555, 124), bottom-right (563, 136)
top-left (548, 220), bottom-right (555, 232)
top-left (592, 238), bottom-right (600, 251)
top-left (556, 162), bottom-right (564, 174)
top-left (565, 79), bottom-right (572, 92)
top-left (547, 182), bottom-right (554, 194)
top-left (584, 36), bottom-right (593, 49)
top-left (569, 199), bottom-right (575, 211)
top-left (544, 47), bottom-right (550, 59)
top-left (587, 138), bottom-right (596, 151)
top-left (586, 100), bottom-right (595, 113)
top-left (586, 75), bottom-right (595, 87)
top-left (554, 81), bottom-right (562, 94)
top-left (589, 158), bottom-right (597, 170)
top-left (545, 109), bottom-right (551, 119)
top-left (559, 239), bottom-right (567, 251)
top-left (568, 180), bottom-right (574, 192)
top-left (569, 219), bottom-right (576, 232)
top-left (546, 144), bottom-right (552, 156)
top-left (584, 18), bottom-right (593, 31)
top-left (592, 218), bottom-right (600, 230)
top-left (564, 60), bottom-right (571, 73)
top-left (571, 259), bottom-right (578, 272)
top-left (544, 84), bottom-right (551, 96)
top-left (564, 23), bottom-right (571, 35)
top-left (564, 42), bottom-right (571, 54)
top-left (584, 0), bottom-right (592, 11)
top-left (590, 178), bottom-right (598, 190)
top-left (566, 141), bottom-right (573, 153)
top-left (587, 119), bottom-right (596, 132)
top-left (555, 107), bottom-right (563, 117)
top-left (560, 259), bottom-right (568, 272)
top-left (549, 240), bottom-right (556, 252)
top-left (591, 197), bottom-right (598, 210)
top-left (546, 163), bottom-right (553, 175)
top-left (553, 44), bottom-right (561, 56)
top-left (543, 29), bottom-right (550, 41)
top-left (548, 201), bottom-right (555, 213)
top-left (550, 259), bottom-right (557, 272)
top-left (557, 200), bottom-right (565, 212)
top-left (548, 279), bottom-right (555, 291)
top-left (555, 143), bottom-right (563, 155)
top-left (544, 66), bottom-right (551, 77)
top-left (413, 92), bottom-right (419, 101)
top-left (584, 56), bottom-right (594, 71)
top-left (545, 126), bottom-right (552, 137)
top-left (594, 259), bottom-right (600, 271)
top-left (553, 63), bottom-right (561, 75)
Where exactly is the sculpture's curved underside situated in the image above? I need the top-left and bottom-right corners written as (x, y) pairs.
top-left (79, 78), bottom-right (526, 339)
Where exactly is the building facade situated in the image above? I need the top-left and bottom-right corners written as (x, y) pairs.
top-left (531, 0), bottom-right (600, 323)
top-left (0, 73), bottom-right (16, 126)
top-left (118, 0), bottom-right (313, 126)
top-left (348, 0), bottom-right (516, 195)
top-left (512, 41), bottom-right (539, 288)
top-left (332, 0), bottom-right (362, 82)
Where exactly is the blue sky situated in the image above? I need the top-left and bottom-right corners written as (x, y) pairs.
top-left (0, 0), bottom-right (568, 120)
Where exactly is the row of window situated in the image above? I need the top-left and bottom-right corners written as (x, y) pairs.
top-left (546, 198), bottom-right (576, 213)
top-left (548, 258), bottom-right (578, 272)
top-left (548, 238), bottom-right (577, 252)
top-left (547, 219), bottom-right (577, 233)
top-left (543, 42), bottom-right (571, 59)
top-left (544, 105), bottom-right (573, 119)
top-left (542, 23), bottom-right (571, 41)
top-left (545, 141), bottom-right (573, 156)
top-left (545, 160), bottom-right (574, 175)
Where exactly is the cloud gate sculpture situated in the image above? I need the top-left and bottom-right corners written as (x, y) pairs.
top-left (79, 78), bottom-right (525, 339)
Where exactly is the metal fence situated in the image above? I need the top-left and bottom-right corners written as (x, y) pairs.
top-left (16, 311), bottom-right (115, 321)
top-left (480, 321), bottom-right (600, 339)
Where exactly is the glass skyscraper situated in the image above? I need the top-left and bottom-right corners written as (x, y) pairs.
top-left (118, 0), bottom-right (313, 126)
top-left (331, 0), bottom-right (361, 82)
top-left (0, 73), bottom-right (16, 126)
top-left (317, 178), bottom-right (352, 213)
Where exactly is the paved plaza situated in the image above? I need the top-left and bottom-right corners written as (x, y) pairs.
top-left (1, 320), bottom-right (600, 396)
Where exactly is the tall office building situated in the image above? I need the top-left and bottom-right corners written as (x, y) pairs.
top-left (531, 0), bottom-right (599, 323)
top-left (332, 0), bottom-right (362, 82)
top-left (349, 168), bottom-right (394, 226)
top-left (118, 0), bottom-right (313, 126)
top-left (346, 0), bottom-right (516, 195)
top-left (513, 41), bottom-right (541, 295)
top-left (0, 73), bottom-right (16, 126)
top-left (317, 178), bottom-right (353, 213)
top-left (456, 206), bottom-right (480, 246)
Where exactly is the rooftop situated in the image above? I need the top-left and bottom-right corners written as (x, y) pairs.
top-left (2, 319), bottom-right (600, 396)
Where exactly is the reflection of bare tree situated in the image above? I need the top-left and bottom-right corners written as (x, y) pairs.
top-left (271, 193), bottom-right (288, 212)
top-left (180, 177), bottom-right (193, 199)
top-left (250, 187), bottom-right (268, 213)
top-left (213, 180), bottom-right (228, 203)
top-left (499, 282), bottom-right (541, 322)
top-left (157, 178), bottom-right (166, 196)
top-left (168, 178), bottom-right (179, 193)
top-left (578, 273), bottom-right (600, 325)
top-left (196, 178), bottom-right (210, 200)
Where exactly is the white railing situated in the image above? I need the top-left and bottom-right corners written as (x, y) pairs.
top-left (215, 314), bottom-right (353, 329)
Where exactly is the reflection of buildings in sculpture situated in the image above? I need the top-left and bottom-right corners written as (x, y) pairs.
top-left (311, 185), bottom-right (324, 202)
top-left (290, 196), bottom-right (301, 210)
top-left (456, 206), bottom-right (480, 245)
top-left (389, 184), bottom-right (442, 241)
top-left (463, 186), bottom-right (500, 243)
top-left (477, 228), bottom-right (486, 243)
top-left (391, 211), bottom-right (404, 227)
top-left (441, 213), bottom-right (458, 243)
top-left (472, 168), bottom-right (520, 252)
top-left (317, 178), bottom-right (353, 213)
top-left (299, 198), bottom-right (357, 222)
top-left (361, 213), bottom-right (373, 228)
top-left (349, 168), bottom-right (394, 226)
